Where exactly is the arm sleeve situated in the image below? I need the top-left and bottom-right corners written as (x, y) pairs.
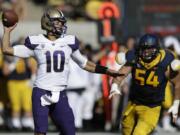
top-left (13, 45), bottom-right (34, 58)
top-left (71, 50), bottom-right (88, 68)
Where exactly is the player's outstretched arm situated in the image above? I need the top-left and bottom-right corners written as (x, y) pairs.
top-left (168, 72), bottom-right (180, 123)
top-left (2, 25), bottom-right (34, 58)
top-left (168, 59), bottom-right (180, 123)
top-left (71, 50), bottom-right (123, 77)
top-left (109, 65), bottom-right (132, 99)
top-left (2, 25), bottom-right (17, 55)
top-left (83, 60), bottom-right (123, 77)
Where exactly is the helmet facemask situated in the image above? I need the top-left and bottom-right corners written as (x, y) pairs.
top-left (137, 34), bottom-right (160, 63)
top-left (139, 46), bottom-right (159, 62)
top-left (49, 18), bottom-right (67, 36)
top-left (41, 9), bottom-right (67, 37)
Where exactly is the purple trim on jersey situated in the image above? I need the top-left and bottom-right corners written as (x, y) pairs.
top-left (68, 37), bottom-right (79, 52)
top-left (24, 37), bottom-right (38, 50)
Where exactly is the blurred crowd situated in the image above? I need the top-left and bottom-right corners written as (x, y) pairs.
top-left (0, 0), bottom-right (116, 21)
top-left (0, 0), bottom-right (180, 134)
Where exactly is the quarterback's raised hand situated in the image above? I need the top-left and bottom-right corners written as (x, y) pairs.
top-left (2, 23), bottom-right (18, 56)
top-left (3, 23), bottom-right (17, 32)
top-left (168, 100), bottom-right (180, 123)
top-left (109, 83), bottom-right (121, 99)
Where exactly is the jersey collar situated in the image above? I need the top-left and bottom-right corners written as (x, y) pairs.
top-left (139, 50), bottom-right (166, 69)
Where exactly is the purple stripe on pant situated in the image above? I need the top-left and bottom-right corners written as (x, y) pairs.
top-left (32, 87), bottom-right (75, 135)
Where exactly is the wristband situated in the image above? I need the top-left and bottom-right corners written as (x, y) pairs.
top-left (95, 65), bottom-right (108, 74)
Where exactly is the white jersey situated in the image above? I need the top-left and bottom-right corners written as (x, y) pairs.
top-left (13, 34), bottom-right (87, 91)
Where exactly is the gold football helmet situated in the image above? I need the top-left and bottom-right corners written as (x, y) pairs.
top-left (41, 8), bottom-right (67, 36)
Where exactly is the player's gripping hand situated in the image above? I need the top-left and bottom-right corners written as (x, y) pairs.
top-left (106, 69), bottom-right (124, 77)
top-left (168, 100), bottom-right (180, 123)
top-left (109, 83), bottom-right (121, 99)
top-left (3, 23), bottom-right (17, 33)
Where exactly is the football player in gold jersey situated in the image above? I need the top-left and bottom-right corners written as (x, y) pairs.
top-left (3, 53), bottom-right (36, 130)
top-left (109, 34), bottom-right (180, 135)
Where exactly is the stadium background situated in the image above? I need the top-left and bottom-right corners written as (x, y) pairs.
top-left (0, 0), bottom-right (180, 135)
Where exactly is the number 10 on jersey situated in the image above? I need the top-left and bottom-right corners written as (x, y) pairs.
top-left (45, 51), bottom-right (65, 72)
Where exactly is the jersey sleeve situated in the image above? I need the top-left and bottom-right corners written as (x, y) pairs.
top-left (13, 36), bottom-right (39, 58)
top-left (13, 45), bottom-right (34, 58)
top-left (71, 50), bottom-right (88, 68)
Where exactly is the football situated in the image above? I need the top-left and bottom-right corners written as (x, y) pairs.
top-left (2, 9), bottom-right (18, 27)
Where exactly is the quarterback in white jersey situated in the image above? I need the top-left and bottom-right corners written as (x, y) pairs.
top-left (2, 8), bottom-right (122, 135)
top-left (14, 34), bottom-right (88, 92)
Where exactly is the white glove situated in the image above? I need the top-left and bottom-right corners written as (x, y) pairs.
top-left (168, 100), bottom-right (180, 123)
top-left (109, 83), bottom-right (121, 99)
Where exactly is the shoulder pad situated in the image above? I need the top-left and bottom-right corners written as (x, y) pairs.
top-left (125, 50), bottom-right (136, 64)
top-left (165, 49), bottom-right (175, 59)
top-left (24, 36), bottom-right (38, 50)
top-left (156, 49), bottom-right (175, 69)
top-left (68, 36), bottom-right (79, 52)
